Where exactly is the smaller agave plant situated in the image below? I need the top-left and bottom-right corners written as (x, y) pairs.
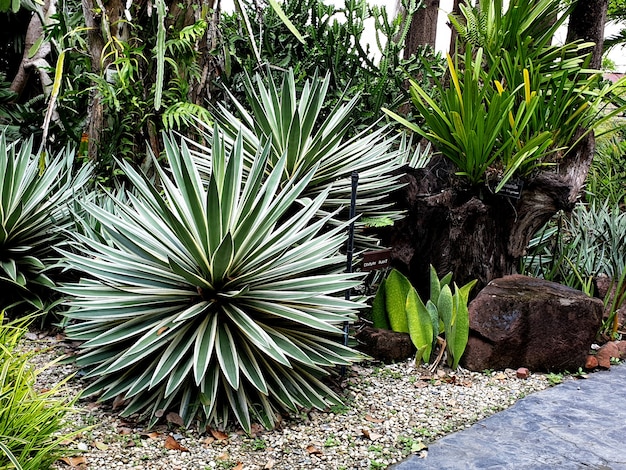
top-left (0, 133), bottom-right (91, 314)
top-left (186, 68), bottom-right (408, 249)
top-left (60, 129), bottom-right (365, 431)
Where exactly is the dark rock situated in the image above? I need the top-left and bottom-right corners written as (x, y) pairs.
top-left (516, 367), bottom-right (530, 379)
top-left (355, 326), bottom-right (415, 363)
top-left (462, 275), bottom-right (603, 372)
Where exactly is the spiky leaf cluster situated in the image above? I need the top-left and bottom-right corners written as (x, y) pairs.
top-left (186, 69), bottom-right (409, 249)
top-left (0, 133), bottom-right (91, 313)
top-left (61, 130), bottom-right (365, 431)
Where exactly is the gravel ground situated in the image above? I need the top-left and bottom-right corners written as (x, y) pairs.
top-left (23, 332), bottom-right (551, 470)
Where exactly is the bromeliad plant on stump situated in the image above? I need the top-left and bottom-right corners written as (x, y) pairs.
top-left (381, 0), bottom-right (626, 292)
top-left (60, 130), bottom-right (365, 432)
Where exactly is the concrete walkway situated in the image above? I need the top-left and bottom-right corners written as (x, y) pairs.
top-left (390, 364), bottom-right (626, 469)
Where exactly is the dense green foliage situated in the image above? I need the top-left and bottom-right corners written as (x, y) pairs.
top-left (0, 314), bottom-right (81, 470)
top-left (1, 0), bottom-right (438, 185)
top-left (388, 0), bottom-right (625, 192)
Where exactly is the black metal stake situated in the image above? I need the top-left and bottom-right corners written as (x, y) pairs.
top-left (341, 172), bottom-right (358, 376)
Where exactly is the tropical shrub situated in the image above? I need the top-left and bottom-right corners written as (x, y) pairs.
top-left (372, 267), bottom-right (476, 368)
top-left (60, 129), bottom-right (365, 432)
top-left (587, 131), bottom-right (626, 208)
top-left (0, 313), bottom-right (81, 470)
top-left (0, 133), bottom-right (91, 316)
top-left (386, 0), bottom-right (626, 192)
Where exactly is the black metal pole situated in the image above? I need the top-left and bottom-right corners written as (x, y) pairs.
top-left (343, 171), bottom-right (359, 347)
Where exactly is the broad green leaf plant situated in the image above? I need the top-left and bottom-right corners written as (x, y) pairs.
top-left (372, 267), bottom-right (476, 369)
top-left (60, 129), bottom-right (365, 432)
top-left (0, 133), bottom-right (91, 315)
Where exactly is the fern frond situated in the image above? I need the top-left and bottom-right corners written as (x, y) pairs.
top-left (162, 102), bottom-right (212, 130)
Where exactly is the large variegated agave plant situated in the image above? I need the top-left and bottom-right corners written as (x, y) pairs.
top-left (0, 133), bottom-right (91, 314)
top-left (187, 69), bottom-right (409, 248)
top-left (60, 130), bottom-right (365, 431)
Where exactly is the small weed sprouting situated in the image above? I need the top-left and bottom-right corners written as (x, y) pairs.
top-left (547, 373), bottom-right (564, 386)
top-left (251, 438), bottom-right (267, 451)
top-left (397, 435), bottom-right (426, 455)
top-left (370, 460), bottom-right (386, 469)
top-left (329, 403), bottom-right (351, 415)
top-left (324, 435), bottom-right (341, 447)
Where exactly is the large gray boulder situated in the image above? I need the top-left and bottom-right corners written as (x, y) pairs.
top-left (462, 275), bottom-right (603, 372)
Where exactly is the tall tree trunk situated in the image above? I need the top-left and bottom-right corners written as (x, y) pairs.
top-left (82, 0), bottom-right (106, 161)
top-left (403, 0), bottom-right (440, 58)
top-left (10, 0), bottom-right (56, 99)
top-left (566, 0), bottom-right (608, 70)
top-left (560, 1), bottom-right (608, 202)
top-left (447, 0), bottom-right (462, 56)
top-left (384, 0), bottom-right (609, 293)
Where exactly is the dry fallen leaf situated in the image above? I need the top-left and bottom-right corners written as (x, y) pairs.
top-left (365, 414), bottom-right (384, 423)
top-left (93, 441), bottom-right (109, 451)
top-left (217, 452), bottom-right (230, 460)
top-left (117, 426), bottom-right (133, 435)
top-left (157, 326), bottom-right (169, 335)
top-left (233, 463), bottom-right (243, 470)
top-left (250, 422), bottom-right (265, 436)
top-left (164, 435), bottom-right (189, 452)
top-left (361, 429), bottom-right (383, 441)
top-left (112, 394), bottom-right (126, 410)
top-left (305, 444), bottom-right (323, 455)
top-left (166, 412), bottom-right (185, 427)
top-left (209, 428), bottom-right (229, 441)
top-left (264, 458), bottom-right (276, 469)
top-left (203, 436), bottom-right (215, 446)
top-left (58, 456), bottom-right (87, 467)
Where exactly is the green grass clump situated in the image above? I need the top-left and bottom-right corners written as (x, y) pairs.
top-left (0, 314), bottom-right (81, 470)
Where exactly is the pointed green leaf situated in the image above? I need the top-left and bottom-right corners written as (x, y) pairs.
top-left (216, 321), bottom-right (239, 389)
top-left (371, 278), bottom-right (390, 330)
top-left (406, 288), bottom-right (434, 364)
top-left (384, 269), bottom-right (411, 333)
